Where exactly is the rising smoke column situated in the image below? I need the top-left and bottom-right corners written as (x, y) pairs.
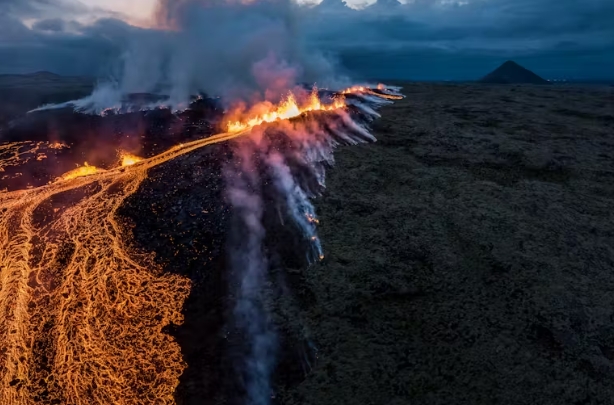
top-left (223, 130), bottom-right (322, 405)
top-left (221, 119), bottom-right (332, 405)
top-left (37, 0), bottom-right (346, 114)
top-left (150, 0), bottom-right (343, 101)
top-left (225, 134), bottom-right (278, 405)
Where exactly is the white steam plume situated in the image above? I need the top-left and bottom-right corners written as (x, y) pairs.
top-left (36, 0), bottom-right (349, 114)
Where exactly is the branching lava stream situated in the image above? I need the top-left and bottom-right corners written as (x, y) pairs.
top-left (0, 128), bottom-right (249, 405)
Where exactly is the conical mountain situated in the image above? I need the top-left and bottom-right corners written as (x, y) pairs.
top-left (480, 61), bottom-right (549, 84)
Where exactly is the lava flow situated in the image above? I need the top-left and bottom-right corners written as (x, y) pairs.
top-left (120, 152), bottom-right (144, 167)
top-left (0, 129), bottom-right (248, 405)
top-left (225, 87), bottom-right (346, 132)
top-left (0, 85), bottom-right (403, 405)
top-left (59, 162), bottom-right (102, 181)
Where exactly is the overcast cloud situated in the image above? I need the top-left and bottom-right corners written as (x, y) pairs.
top-left (0, 0), bottom-right (612, 81)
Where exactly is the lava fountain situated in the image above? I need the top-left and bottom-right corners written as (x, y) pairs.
top-left (0, 85), bottom-right (404, 405)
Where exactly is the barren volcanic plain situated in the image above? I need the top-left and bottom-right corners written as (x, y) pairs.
top-left (285, 83), bottom-right (614, 405)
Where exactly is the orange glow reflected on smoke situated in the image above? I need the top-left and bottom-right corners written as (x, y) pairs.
top-left (225, 88), bottom-right (346, 133)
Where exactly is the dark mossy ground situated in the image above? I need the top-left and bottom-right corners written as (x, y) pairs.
top-left (279, 83), bottom-right (614, 405)
top-left (0, 72), bottom-right (93, 126)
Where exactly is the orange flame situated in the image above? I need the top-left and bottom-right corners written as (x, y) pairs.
top-left (342, 84), bottom-right (404, 100)
top-left (342, 85), bottom-right (368, 94)
top-left (59, 162), bottom-right (101, 181)
top-left (120, 152), bottom-right (144, 167)
top-left (225, 88), bottom-right (346, 133)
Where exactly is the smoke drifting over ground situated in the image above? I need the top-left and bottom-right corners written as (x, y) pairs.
top-left (218, 87), bottom-right (402, 404)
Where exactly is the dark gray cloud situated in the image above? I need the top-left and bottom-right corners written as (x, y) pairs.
top-left (305, 0), bottom-right (614, 80)
top-left (0, 0), bottom-right (130, 76)
top-left (0, 0), bottom-right (612, 82)
top-left (0, 0), bottom-right (89, 19)
top-left (0, 4), bottom-right (127, 78)
top-left (32, 18), bottom-right (69, 32)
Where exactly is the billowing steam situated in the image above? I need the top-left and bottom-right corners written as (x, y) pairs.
top-left (35, 0), bottom-right (349, 114)
top-left (225, 139), bottom-right (278, 405)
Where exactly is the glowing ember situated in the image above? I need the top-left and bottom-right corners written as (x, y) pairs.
top-left (120, 152), bottom-right (144, 167)
top-left (226, 88), bottom-right (346, 133)
top-left (306, 213), bottom-right (320, 224)
top-left (49, 141), bottom-right (68, 149)
top-left (59, 162), bottom-right (101, 181)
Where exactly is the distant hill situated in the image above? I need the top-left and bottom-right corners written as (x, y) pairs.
top-left (368, 0), bottom-right (402, 12)
top-left (315, 0), bottom-right (354, 13)
top-left (480, 61), bottom-right (549, 84)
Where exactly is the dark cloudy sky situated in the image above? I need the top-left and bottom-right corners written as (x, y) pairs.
top-left (1, 0), bottom-right (613, 81)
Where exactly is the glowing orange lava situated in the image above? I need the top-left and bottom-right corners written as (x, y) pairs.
top-left (225, 88), bottom-right (346, 133)
top-left (0, 128), bottom-right (248, 405)
top-left (341, 85), bottom-right (367, 94)
top-left (342, 84), bottom-right (404, 100)
top-left (120, 152), bottom-right (144, 167)
top-left (59, 162), bottom-right (101, 181)
top-left (0, 142), bottom-right (48, 174)
top-left (49, 142), bottom-right (68, 150)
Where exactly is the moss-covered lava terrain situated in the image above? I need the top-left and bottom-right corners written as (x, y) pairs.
top-left (281, 83), bottom-right (614, 405)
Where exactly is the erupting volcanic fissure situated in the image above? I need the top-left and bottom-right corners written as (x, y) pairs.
top-left (0, 85), bottom-right (403, 405)
top-left (225, 88), bottom-right (347, 133)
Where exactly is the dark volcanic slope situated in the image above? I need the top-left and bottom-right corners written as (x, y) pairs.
top-left (118, 144), bottom-right (233, 405)
top-left (0, 72), bottom-right (93, 126)
top-left (480, 61), bottom-right (549, 84)
top-left (283, 83), bottom-right (614, 405)
top-left (0, 98), bottom-right (224, 191)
